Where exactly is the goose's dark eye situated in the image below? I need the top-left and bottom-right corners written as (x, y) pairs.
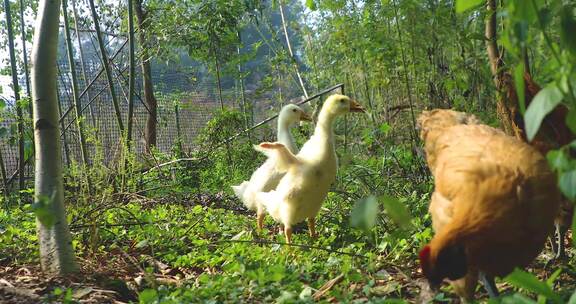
top-left (340, 99), bottom-right (345, 103)
top-left (292, 109), bottom-right (297, 112)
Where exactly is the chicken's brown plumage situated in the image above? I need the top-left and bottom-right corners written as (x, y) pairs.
top-left (417, 109), bottom-right (560, 300)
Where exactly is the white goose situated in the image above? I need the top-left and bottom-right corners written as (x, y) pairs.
top-left (232, 104), bottom-right (311, 230)
top-left (254, 94), bottom-right (364, 243)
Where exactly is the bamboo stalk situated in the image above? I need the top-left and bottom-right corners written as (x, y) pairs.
top-left (4, 0), bottom-right (26, 192)
top-left (62, 0), bottom-right (93, 194)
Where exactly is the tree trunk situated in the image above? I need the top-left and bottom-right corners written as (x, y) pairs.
top-left (127, 0), bottom-right (135, 147)
top-left (31, 0), bottom-right (78, 275)
top-left (71, 0), bottom-right (97, 131)
top-left (485, 0), bottom-right (520, 138)
top-left (18, 0), bottom-right (31, 100)
top-left (4, 0), bottom-right (26, 192)
top-left (0, 149), bottom-right (8, 198)
top-left (88, 0), bottom-right (124, 133)
top-left (134, 0), bottom-right (157, 152)
top-left (62, 0), bottom-right (92, 194)
top-left (279, 1), bottom-right (308, 98)
top-left (236, 31), bottom-right (251, 140)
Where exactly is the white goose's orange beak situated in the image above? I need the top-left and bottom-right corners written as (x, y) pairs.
top-left (300, 111), bottom-right (313, 122)
top-left (349, 100), bottom-right (365, 113)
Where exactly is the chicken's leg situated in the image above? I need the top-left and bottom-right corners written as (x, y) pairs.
top-left (555, 223), bottom-right (566, 259)
top-left (480, 272), bottom-right (499, 298)
top-left (284, 226), bottom-right (292, 244)
top-left (257, 212), bottom-right (265, 230)
top-left (307, 218), bottom-right (317, 238)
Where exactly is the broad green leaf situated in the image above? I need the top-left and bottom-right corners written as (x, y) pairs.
top-left (500, 294), bottom-right (537, 304)
top-left (0, 127), bottom-right (6, 138)
top-left (559, 170), bottom-right (576, 201)
top-left (305, 0), bottom-right (316, 10)
top-left (569, 288), bottom-right (576, 304)
top-left (135, 239), bottom-right (149, 248)
top-left (381, 195), bottom-right (413, 230)
top-left (524, 84), bottom-right (563, 141)
top-left (32, 192), bottom-right (57, 227)
top-left (350, 195), bottom-right (379, 231)
top-left (546, 150), bottom-right (570, 171)
top-left (0, 98), bottom-right (5, 110)
top-left (514, 63), bottom-right (526, 114)
top-left (455, 0), bottom-right (484, 13)
top-left (504, 269), bottom-right (561, 303)
top-left (139, 289), bottom-right (158, 303)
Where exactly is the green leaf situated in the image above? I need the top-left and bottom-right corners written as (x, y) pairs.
top-left (546, 150), bottom-right (570, 171)
top-left (32, 193), bottom-right (57, 227)
top-left (305, 0), bottom-right (316, 10)
top-left (524, 84), bottom-right (563, 141)
top-left (514, 63), bottom-right (526, 114)
top-left (135, 239), bottom-right (149, 249)
top-left (350, 195), bottom-right (379, 231)
top-left (138, 289), bottom-right (158, 303)
top-left (0, 127), bottom-right (7, 138)
top-left (0, 98), bottom-right (5, 110)
top-left (455, 0), bottom-right (484, 13)
top-left (379, 122), bottom-right (391, 135)
top-left (559, 170), bottom-right (576, 201)
top-left (381, 195), bottom-right (413, 230)
top-left (569, 288), bottom-right (576, 304)
top-left (504, 269), bottom-right (561, 303)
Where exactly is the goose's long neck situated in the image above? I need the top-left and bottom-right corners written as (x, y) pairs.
top-left (277, 118), bottom-right (298, 154)
top-left (314, 110), bottom-right (336, 146)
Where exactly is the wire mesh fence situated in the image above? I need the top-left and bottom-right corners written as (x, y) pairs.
top-left (0, 39), bottom-right (319, 192)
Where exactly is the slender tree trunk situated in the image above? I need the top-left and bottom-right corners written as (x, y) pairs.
top-left (87, 0), bottom-right (124, 133)
top-left (18, 0), bottom-right (31, 101)
top-left (0, 149), bottom-right (8, 198)
top-left (62, 0), bottom-right (92, 194)
top-left (174, 103), bottom-right (183, 156)
top-left (236, 31), bottom-right (251, 141)
top-left (71, 0), bottom-right (97, 131)
top-left (211, 42), bottom-right (233, 165)
top-left (134, 0), bottom-right (157, 152)
top-left (126, 0), bottom-right (135, 147)
top-left (31, 0), bottom-right (78, 275)
top-left (56, 87), bottom-right (72, 167)
top-left (4, 0), bottom-right (26, 192)
top-left (392, 0), bottom-right (417, 143)
top-left (485, 0), bottom-right (519, 137)
top-left (279, 1), bottom-right (308, 98)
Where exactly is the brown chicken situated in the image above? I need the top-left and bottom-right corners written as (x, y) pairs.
top-left (417, 109), bottom-right (560, 301)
